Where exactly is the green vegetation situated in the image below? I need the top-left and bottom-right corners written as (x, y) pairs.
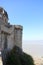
top-left (5, 46), bottom-right (35, 65)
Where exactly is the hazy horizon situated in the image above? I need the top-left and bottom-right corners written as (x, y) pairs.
top-left (23, 40), bottom-right (43, 57)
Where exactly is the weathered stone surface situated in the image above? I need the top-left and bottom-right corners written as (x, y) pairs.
top-left (1, 49), bottom-right (10, 65)
top-left (0, 7), bottom-right (23, 51)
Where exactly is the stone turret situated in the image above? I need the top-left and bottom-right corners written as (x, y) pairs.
top-left (0, 7), bottom-right (8, 25)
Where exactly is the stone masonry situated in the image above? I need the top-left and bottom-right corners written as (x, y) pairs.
top-left (0, 7), bottom-right (23, 51)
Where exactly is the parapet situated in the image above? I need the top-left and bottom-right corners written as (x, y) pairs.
top-left (14, 25), bottom-right (23, 30)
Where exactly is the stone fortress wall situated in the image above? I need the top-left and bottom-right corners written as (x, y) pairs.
top-left (0, 7), bottom-right (23, 51)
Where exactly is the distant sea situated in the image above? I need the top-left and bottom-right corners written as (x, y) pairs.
top-left (23, 40), bottom-right (43, 57)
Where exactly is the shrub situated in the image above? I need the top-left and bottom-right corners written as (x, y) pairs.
top-left (5, 46), bottom-right (35, 65)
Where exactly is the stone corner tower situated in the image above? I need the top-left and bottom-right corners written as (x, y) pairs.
top-left (14, 25), bottom-right (23, 49)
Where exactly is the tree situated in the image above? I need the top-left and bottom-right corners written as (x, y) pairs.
top-left (4, 46), bottom-right (35, 65)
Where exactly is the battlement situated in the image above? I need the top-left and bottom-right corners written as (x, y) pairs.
top-left (14, 25), bottom-right (23, 30)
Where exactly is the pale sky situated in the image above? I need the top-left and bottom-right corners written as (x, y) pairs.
top-left (0, 0), bottom-right (43, 40)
